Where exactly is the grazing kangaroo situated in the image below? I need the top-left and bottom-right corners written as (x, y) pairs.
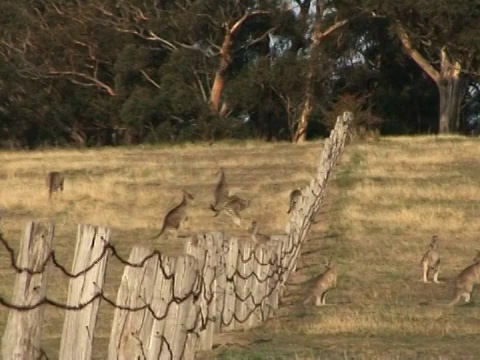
top-left (448, 251), bottom-right (480, 306)
top-left (249, 221), bottom-right (270, 244)
top-left (287, 189), bottom-right (302, 214)
top-left (420, 235), bottom-right (441, 283)
top-left (46, 171), bottom-right (65, 199)
top-left (303, 258), bottom-right (337, 306)
top-left (150, 190), bottom-right (194, 240)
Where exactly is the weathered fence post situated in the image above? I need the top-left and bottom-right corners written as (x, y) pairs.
top-left (246, 244), bottom-right (266, 328)
top-left (59, 224), bottom-right (111, 360)
top-left (184, 232), bottom-right (222, 351)
top-left (153, 254), bottom-right (200, 360)
top-left (283, 111), bottom-right (353, 281)
top-left (263, 240), bottom-right (283, 318)
top-left (212, 235), bottom-right (229, 333)
top-left (146, 254), bottom-right (176, 358)
top-left (108, 247), bottom-right (159, 359)
top-left (234, 241), bottom-right (255, 330)
top-left (221, 237), bottom-right (239, 332)
top-left (1, 221), bottom-right (54, 360)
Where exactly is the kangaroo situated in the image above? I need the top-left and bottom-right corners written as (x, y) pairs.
top-left (211, 167), bottom-right (230, 211)
top-left (211, 194), bottom-right (249, 227)
top-left (46, 171), bottom-right (65, 199)
top-left (448, 251), bottom-right (480, 306)
top-left (150, 190), bottom-right (194, 240)
top-left (420, 235), bottom-right (441, 283)
top-left (249, 221), bottom-right (270, 244)
top-left (303, 258), bottom-right (337, 306)
top-left (287, 189), bottom-right (302, 214)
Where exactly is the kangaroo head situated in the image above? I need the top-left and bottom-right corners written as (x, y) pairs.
top-left (182, 190), bottom-right (195, 201)
top-left (249, 221), bottom-right (258, 233)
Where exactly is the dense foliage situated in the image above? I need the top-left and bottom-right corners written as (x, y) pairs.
top-left (0, 0), bottom-right (479, 148)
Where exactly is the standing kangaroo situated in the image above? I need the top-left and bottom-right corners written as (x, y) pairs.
top-left (303, 258), bottom-right (337, 306)
top-left (287, 189), bottom-right (302, 214)
top-left (46, 171), bottom-right (65, 199)
top-left (448, 251), bottom-right (480, 306)
top-left (248, 221), bottom-right (270, 244)
top-left (150, 190), bottom-right (194, 240)
top-left (420, 235), bottom-right (441, 283)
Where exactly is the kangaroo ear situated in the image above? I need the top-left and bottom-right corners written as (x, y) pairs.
top-left (324, 257), bottom-right (330, 267)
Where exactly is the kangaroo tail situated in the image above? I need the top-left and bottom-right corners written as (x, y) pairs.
top-left (150, 220), bottom-right (166, 240)
top-left (47, 174), bottom-right (53, 199)
top-left (447, 295), bottom-right (460, 307)
top-left (303, 295), bottom-right (312, 305)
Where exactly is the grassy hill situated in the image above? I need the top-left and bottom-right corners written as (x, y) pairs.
top-left (1, 136), bottom-right (480, 359)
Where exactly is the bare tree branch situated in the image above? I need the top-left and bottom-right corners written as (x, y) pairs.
top-left (235, 27), bottom-right (277, 54)
top-left (192, 67), bottom-right (208, 102)
top-left (317, 19), bottom-right (348, 40)
top-left (140, 70), bottom-right (160, 89)
top-left (48, 70), bottom-right (116, 96)
top-left (395, 22), bottom-right (440, 83)
top-left (229, 10), bottom-right (270, 37)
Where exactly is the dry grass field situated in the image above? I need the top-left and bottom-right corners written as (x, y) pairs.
top-left (1, 135), bottom-right (480, 359)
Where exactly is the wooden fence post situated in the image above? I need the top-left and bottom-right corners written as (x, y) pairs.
top-left (108, 247), bottom-right (159, 359)
top-left (270, 239), bottom-right (286, 309)
top-left (184, 232), bottom-right (222, 351)
top-left (1, 221), bottom-right (54, 360)
top-left (283, 111), bottom-right (353, 281)
top-left (212, 234), bottom-right (228, 333)
top-left (262, 240), bottom-right (283, 318)
top-left (59, 224), bottom-right (111, 360)
top-left (246, 244), bottom-right (266, 329)
top-left (234, 241), bottom-right (255, 331)
top-left (145, 254), bottom-right (176, 358)
top-left (152, 254), bottom-right (200, 360)
top-left (221, 237), bottom-right (239, 332)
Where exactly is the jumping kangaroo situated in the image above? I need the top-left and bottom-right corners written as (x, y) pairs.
top-left (150, 190), bottom-right (194, 240)
top-left (448, 251), bottom-right (480, 306)
top-left (211, 167), bottom-right (229, 211)
top-left (209, 167), bottom-right (248, 225)
top-left (46, 171), bottom-right (65, 199)
top-left (287, 189), bottom-right (302, 214)
top-left (303, 258), bottom-right (337, 306)
top-left (249, 221), bottom-right (270, 244)
top-left (420, 235), bottom-right (441, 283)
top-left (211, 194), bottom-right (249, 227)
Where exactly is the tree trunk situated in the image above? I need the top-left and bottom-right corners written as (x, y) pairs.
top-left (293, 76), bottom-right (314, 143)
top-left (293, 13), bottom-right (348, 143)
top-left (396, 24), bottom-right (465, 134)
top-left (209, 11), bottom-right (270, 113)
top-left (210, 34), bottom-right (232, 113)
top-left (438, 48), bottom-right (463, 133)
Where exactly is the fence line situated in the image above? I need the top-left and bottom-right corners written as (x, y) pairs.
top-left (0, 112), bottom-right (353, 359)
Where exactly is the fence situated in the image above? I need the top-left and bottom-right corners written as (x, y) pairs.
top-left (0, 112), bottom-right (353, 359)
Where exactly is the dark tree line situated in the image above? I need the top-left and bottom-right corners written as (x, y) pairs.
top-left (0, 0), bottom-right (479, 149)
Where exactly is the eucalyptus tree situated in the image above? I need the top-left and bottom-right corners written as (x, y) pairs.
top-left (342, 0), bottom-right (480, 133)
